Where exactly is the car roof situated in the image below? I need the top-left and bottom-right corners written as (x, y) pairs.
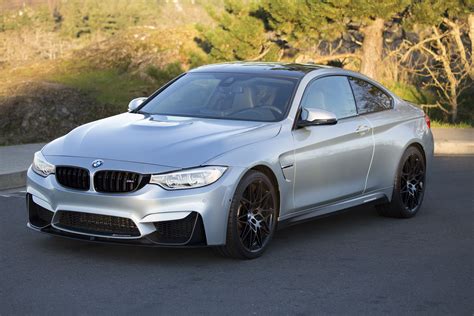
top-left (189, 62), bottom-right (330, 78)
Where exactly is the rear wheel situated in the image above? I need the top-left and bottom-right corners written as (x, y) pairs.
top-left (377, 146), bottom-right (426, 218)
top-left (215, 170), bottom-right (278, 259)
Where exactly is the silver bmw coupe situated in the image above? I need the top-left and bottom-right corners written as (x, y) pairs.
top-left (27, 62), bottom-right (434, 259)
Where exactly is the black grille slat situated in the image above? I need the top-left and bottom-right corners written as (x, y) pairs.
top-left (130, 173), bottom-right (138, 191)
top-left (122, 172), bottom-right (128, 192)
top-left (56, 166), bottom-right (90, 191)
top-left (125, 173), bottom-right (130, 192)
top-left (111, 171), bottom-right (116, 192)
top-left (74, 168), bottom-right (79, 188)
top-left (56, 211), bottom-right (140, 237)
top-left (65, 168), bottom-right (70, 186)
top-left (115, 172), bottom-right (121, 192)
top-left (101, 171), bottom-right (108, 192)
top-left (66, 168), bottom-right (72, 187)
top-left (94, 170), bottom-right (150, 193)
top-left (81, 169), bottom-right (88, 188)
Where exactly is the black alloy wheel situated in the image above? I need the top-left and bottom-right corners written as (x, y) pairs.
top-left (400, 152), bottom-right (425, 212)
top-left (377, 146), bottom-right (426, 218)
top-left (237, 178), bottom-right (275, 252)
top-left (216, 170), bottom-right (278, 259)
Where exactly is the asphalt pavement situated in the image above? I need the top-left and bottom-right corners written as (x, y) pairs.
top-left (0, 156), bottom-right (473, 315)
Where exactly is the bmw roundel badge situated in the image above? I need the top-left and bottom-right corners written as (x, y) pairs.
top-left (92, 159), bottom-right (103, 168)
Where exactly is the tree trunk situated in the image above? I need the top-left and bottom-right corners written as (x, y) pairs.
top-left (360, 18), bottom-right (385, 80)
top-left (451, 97), bottom-right (458, 122)
top-left (433, 27), bottom-right (459, 122)
top-left (444, 17), bottom-right (471, 80)
top-left (468, 14), bottom-right (474, 79)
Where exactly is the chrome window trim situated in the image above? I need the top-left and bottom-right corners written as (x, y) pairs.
top-left (347, 76), bottom-right (395, 115)
top-left (288, 68), bottom-right (398, 127)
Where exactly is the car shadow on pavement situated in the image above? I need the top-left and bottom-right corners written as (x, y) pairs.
top-left (33, 204), bottom-right (384, 265)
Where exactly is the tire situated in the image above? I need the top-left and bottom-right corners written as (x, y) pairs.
top-left (215, 170), bottom-right (278, 259)
top-left (377, 146), bottom-right (426, 218)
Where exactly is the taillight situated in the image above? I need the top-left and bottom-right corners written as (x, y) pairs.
top-left (424, 114), bottom-right (431, 129)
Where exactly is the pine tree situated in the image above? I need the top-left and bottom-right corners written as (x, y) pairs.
top-left (260, 0), bottom-right (347, 50)
top-left (197, 0), bottom-right (279, 61)
top-left (199, 0), bottom-right (412, 80)
top-left (332, 0), bottom-right (411, 80)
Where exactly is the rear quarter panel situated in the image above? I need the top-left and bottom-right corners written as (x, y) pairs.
top-left (364, 99), bottom-right (433, 198)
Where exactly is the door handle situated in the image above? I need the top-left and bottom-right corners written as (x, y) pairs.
top-left (356, 125), bottom-right (370, 135)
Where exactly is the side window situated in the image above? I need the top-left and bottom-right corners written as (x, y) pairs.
top-left (300, 76), bottom-right (357, 119)
top-left (349, 77), bottom-right (392, 114)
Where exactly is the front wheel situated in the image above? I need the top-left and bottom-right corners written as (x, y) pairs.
top-left (377, 146), bottom-right (426, 218)
top-left (215, 170), bottom-right (278, 259)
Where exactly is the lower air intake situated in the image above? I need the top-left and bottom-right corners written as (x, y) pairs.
top-left (27, 194), bottom-right (54, 228)
top-left (55, 211), bottom-right (140, 237)
top-left (152, 213), bottom-right (200, 244)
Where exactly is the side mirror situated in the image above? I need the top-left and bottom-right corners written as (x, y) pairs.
top-left (128, 97), bottom-right (147, 112)
top-left (297, 108), bottom-right (337, 127)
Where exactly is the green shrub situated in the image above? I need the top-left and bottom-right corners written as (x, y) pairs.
top-left (52, 68), bottom-right (153, 112)
top-left (146, 62), bottom-right (184, 86)
top-left (430, 120), bottom-right (472, 128)
top-left (385, 81), bottom-right (435, 105)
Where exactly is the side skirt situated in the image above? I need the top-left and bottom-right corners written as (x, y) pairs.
top-left (278, 190), bottom-right (390, 229)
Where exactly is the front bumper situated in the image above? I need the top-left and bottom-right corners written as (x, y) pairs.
top-left (26, 162), bottom-right (245, 246)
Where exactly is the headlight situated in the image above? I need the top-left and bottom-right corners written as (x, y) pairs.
top-left (32, 151), bottom-right (55, 177)
top-left (150, 166), bottom-right (227, 190)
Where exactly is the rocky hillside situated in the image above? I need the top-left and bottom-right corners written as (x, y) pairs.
top-left (0, 81), bottom-right (105, 145)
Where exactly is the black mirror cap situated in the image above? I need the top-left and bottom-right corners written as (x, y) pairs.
top-left (296, 108), bottom-right (338, 128)
top-left (297, 117), bottom-right (337, 128)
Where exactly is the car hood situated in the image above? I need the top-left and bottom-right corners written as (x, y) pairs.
top-left (43, 113), bottom-right (281, 168)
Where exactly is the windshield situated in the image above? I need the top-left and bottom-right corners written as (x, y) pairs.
top-left (139, 72), bottom-right (298, 122)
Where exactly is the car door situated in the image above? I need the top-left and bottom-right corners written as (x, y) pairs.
top-left (291, 76), bottom-right (374, 212)
top-left (347, 76), bottom-right (399, 192)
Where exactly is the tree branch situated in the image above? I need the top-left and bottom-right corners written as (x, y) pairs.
top-left (419, 102), bottom-right (450, 114)
top-left (306, 53), bottom-right (361, 63)
top-left (248, 46), bottom-right (271, 61)
top-left (399, 31), bottom-right (450, 63)
top-left (442, 18), bottom-right (469, 70)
